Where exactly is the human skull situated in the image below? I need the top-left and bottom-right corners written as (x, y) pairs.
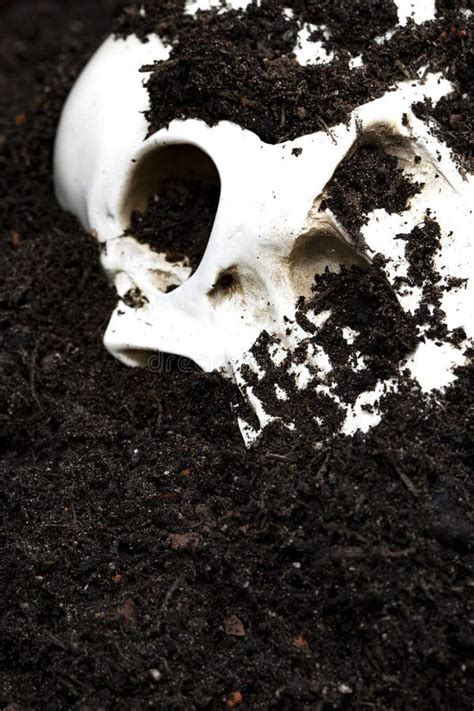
top-left (54, 31), bottom-right (473, 438)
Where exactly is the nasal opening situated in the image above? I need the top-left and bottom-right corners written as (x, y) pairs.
top-left (121, 144), bottom-right (221, 274)
top-left (289, 227), bottom-right (368, 299)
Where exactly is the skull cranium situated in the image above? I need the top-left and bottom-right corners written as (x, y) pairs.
top-left (54, 29), bottom-right (473, 439)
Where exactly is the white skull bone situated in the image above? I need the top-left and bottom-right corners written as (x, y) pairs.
top-left (54, 33), bottom-right (473, 424)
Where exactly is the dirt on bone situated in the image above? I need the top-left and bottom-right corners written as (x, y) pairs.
top-left (320, 143), bottom-right (422, 244)
top-left (126, 178), bottom-right (220, 272)
top-left (0, 1), bottom-right (473, 710)
top-left (237, 143), bottom-right (463, 442)
top-left (239, 259), bottom-right (421, 441)
top-left (116, 0), bottom-right (473, 170)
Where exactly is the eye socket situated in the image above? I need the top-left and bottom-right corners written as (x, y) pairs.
top-left (121, 144), bottom-right (221, 274)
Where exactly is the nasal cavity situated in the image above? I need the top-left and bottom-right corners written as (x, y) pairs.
top-left (289, 228), bottom-right (368, 299)
top-left (121, 145), bottom-right (221, 273)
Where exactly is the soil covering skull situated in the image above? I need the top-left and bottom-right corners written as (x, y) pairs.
top-left (0, 1), bottom-right (473, 709)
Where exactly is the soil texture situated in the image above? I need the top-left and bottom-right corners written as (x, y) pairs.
top-left (1, 2), bottom-right (473, 710)
top-left (127, 179), bottom-right (220, 272)
top-left (116, 0), bottom-right (473, 169)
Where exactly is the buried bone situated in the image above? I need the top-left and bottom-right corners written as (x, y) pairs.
top-left (54, 32), bottom-right (473, 444)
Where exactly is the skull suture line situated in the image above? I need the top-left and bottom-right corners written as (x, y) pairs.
top-left (54, 28), bottom-right (473, 443)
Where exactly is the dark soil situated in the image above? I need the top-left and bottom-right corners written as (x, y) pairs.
top-left (320, 143), bottom-right (421, 246)
top-left (127, 179), bottom-right (220, 271)
top-left (1, 2), bottom-right (473, 710)
top-left (116, 0), bottom-right (473, 168)
top-left (292, 0), bottom-right (399, 55)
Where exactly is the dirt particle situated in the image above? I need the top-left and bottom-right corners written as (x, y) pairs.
top-left (149, 668), bottom-right (162, 683)
top-left (224, 615), bottom-right (246, 637)
top-left (226, 691), bottom-right (243, 708)
top-left (339, 684), bottom-right (353, 695)
top-left (122, 287), bottom-right (149, 309)
top-left (10, 229), bottom-right (21, 247)
top-left (14, 112), bottom-right (26, 126)
top-left (117, 598), bottom-right (137, 624)
top-left (449, 112), bottom-right (464, 128)
top-left (293, 634), bottom-right (310, 651)
top-left (167, 532), bottom-right (201, 551)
